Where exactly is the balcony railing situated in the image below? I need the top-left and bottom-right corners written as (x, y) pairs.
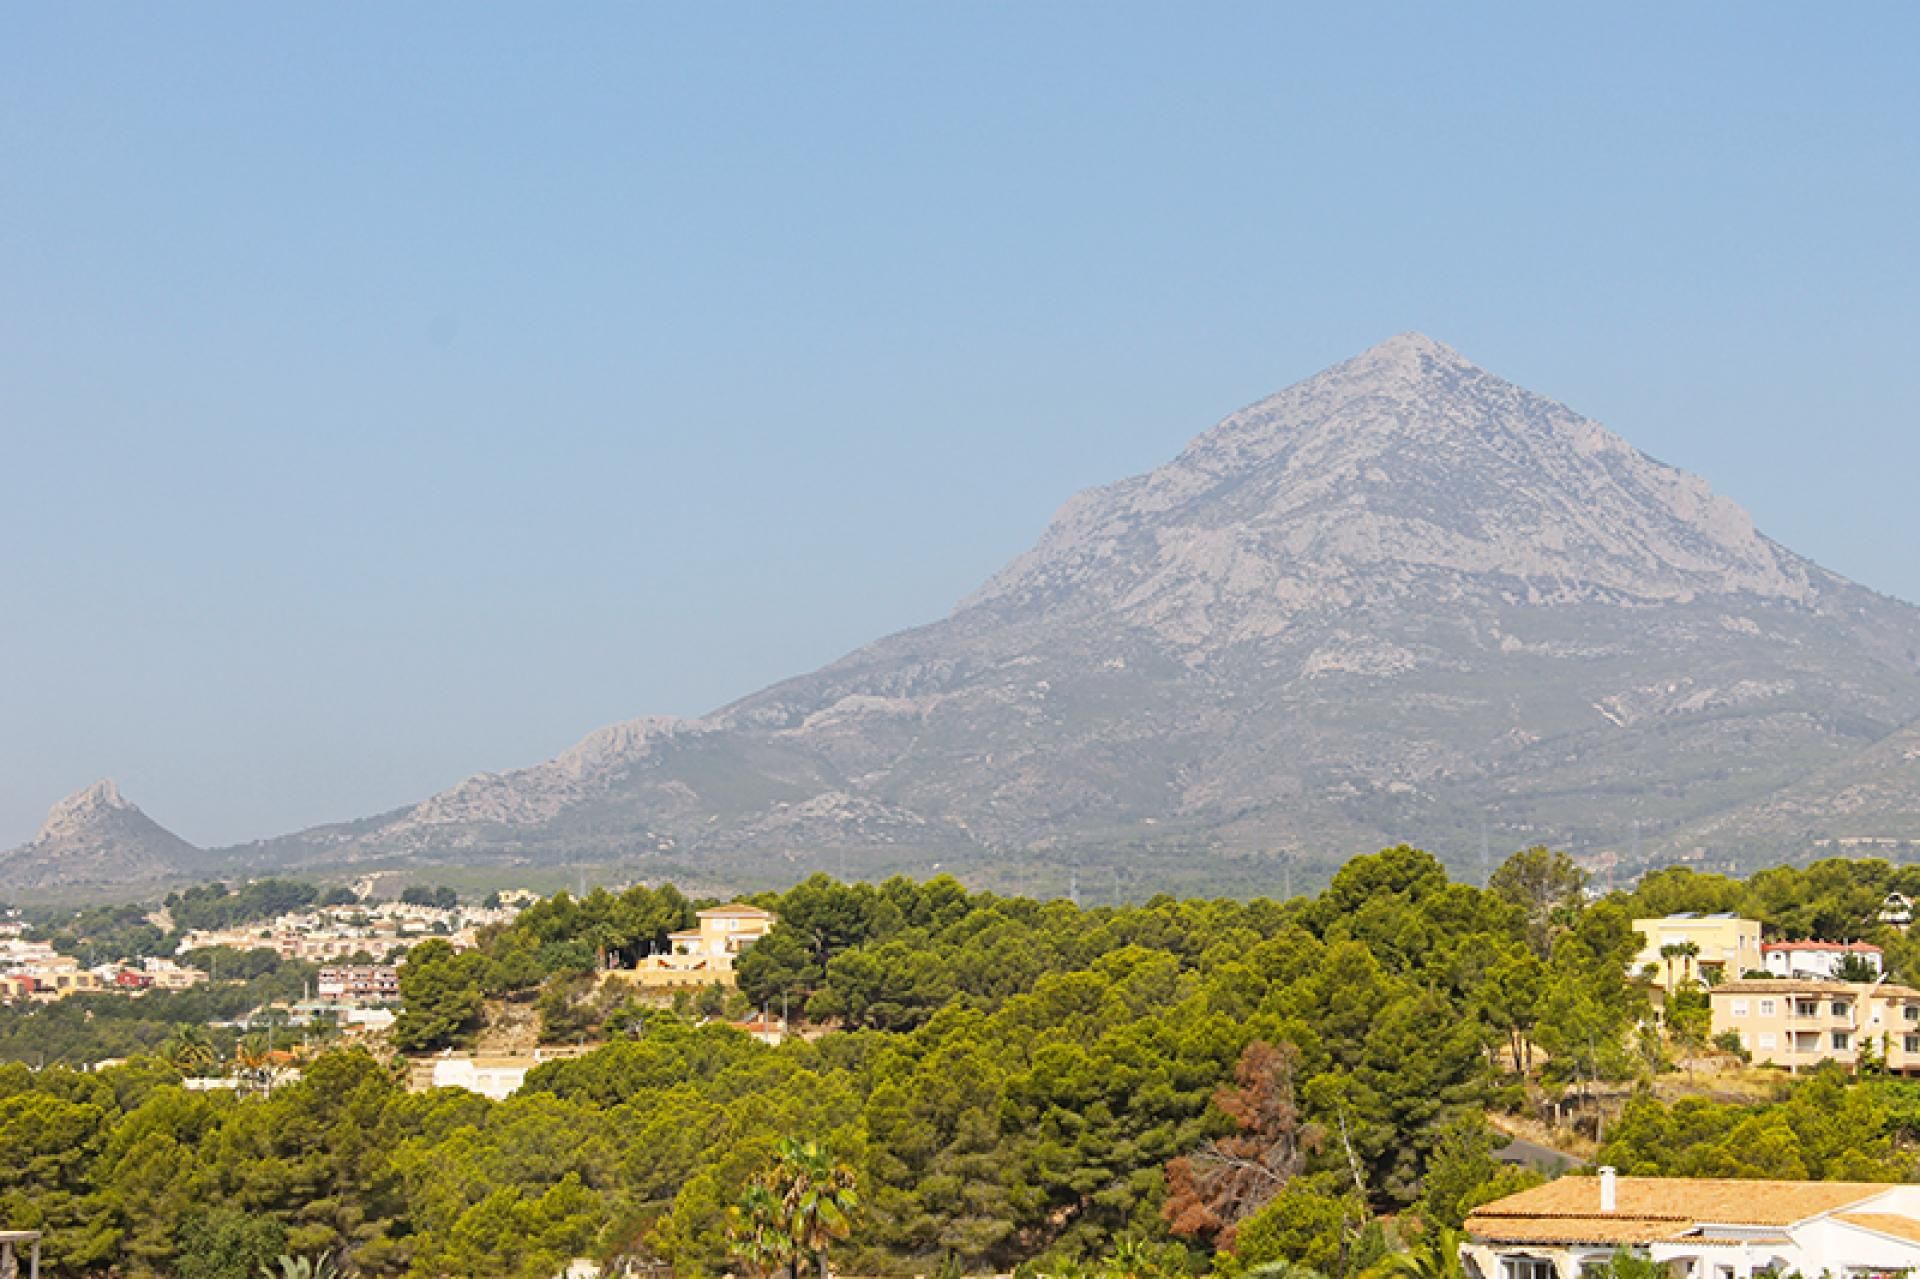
top-left (1, 1230), bottom-right (42, 1279)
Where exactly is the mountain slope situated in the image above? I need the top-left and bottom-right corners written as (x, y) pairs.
top-left (1669, 715), bottom-right (1920, 859)
top-left (49, 334), bottom-right (1920, 895)
top-left (679, 335), bottom-right (1920, 880)
top-left (0, 780), bottom-right (203, 893)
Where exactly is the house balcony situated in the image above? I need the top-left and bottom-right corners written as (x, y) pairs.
top-left (1787, 1003), bottom-right (1854, 1022)
top-left (1, 1231), bottom-right (41, 1279)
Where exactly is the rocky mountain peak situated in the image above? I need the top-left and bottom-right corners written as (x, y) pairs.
top-left (36, 778), bottom-right (134, 841)
top-left (4, 779), bottom-right (201, 893)
top-left (1332, 329), bottom-right (1470, 380)
top-left (1180, 331), bottom-right (1481, 465)
top-left (964, 334), bottom-right (1816, 639)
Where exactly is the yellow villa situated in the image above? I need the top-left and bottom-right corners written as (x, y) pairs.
top-left (632, 903), bottom-right (777, 988)
top-left (1631, 913), bottom-right (1763, 992)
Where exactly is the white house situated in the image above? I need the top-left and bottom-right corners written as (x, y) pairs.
top-left (1465, 1169), bottom-right (1920, 1279)
top-left (1761, 940), bottom-right (1883, 981)
top-left (430, 1056), bottom-right (532, 1101)
top-left (423, 1047), bottom-right (591, 1100)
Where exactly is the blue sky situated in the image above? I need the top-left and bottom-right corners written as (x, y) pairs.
top-left (2, 5), bottom-right (1916, 848)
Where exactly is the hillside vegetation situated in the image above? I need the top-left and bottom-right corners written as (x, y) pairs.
top-left (11, 850), bottom-right (1920, 1279)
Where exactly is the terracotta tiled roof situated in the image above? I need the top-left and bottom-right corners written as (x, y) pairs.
top-left (697, 904), bottom-right (775, 919)
top-left (1465, 1177), bottom-right (1893, 1245)
top-left (1763, 940), bottom-right (1884, 955)
top-left (1464, 1217), bottom-right (1692, 1246)
top-left (1837, 1214), bottom-right (1920, 1245)
top-left (1710, 979), bottom-right (1920, 998)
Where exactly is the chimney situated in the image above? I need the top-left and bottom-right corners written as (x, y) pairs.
top-left (1598, 1166), bottom-right (1617, 1213)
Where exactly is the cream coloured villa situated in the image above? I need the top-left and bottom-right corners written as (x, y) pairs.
top-left (1465, 1170), bottom-right (1920, 1279)
top-left (1709, 977), bottom-right (1920, 1071)
top-left (1631, 914), bottom-right (1763, 992)
top-left (632, 903), bottom-right (777, 988)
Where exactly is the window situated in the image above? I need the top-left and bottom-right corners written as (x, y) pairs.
top-left (1731, 999), bottom-right (1750, 1017)
top-left (1834, 1031), bottom-right (1852, 1051)
top-left (1760, 999), bottom-right (1777, 1016)
top-left (1504, 1258), bottom-right (1556, 1279)
top-left (1759, 1033), bottom-right (1778, 1050)
top-left (1905, 1035), bottom-right (1920, 1054)
top-left (1905, 1005), bottom-right (1918, 1023)
top-left (1833, 1000), bottom-right (1853, 1017)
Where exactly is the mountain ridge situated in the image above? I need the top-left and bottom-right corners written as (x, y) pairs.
top-left (12, 334), bottom-right (1920, 897)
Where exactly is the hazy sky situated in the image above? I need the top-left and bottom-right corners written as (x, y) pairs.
top-left (3, 5), bottom-right (1917, 849)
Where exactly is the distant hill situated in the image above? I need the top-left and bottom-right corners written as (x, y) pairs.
top-left (0, 779), bottom-right (203, 893)
top-left (22, 335), bottom-right (1920, 898)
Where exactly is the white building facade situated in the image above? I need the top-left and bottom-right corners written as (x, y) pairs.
top-left (1761, 940), bottom-right (1884, 981)
top-left (1466, 1170), bottom-right (1920, 1279)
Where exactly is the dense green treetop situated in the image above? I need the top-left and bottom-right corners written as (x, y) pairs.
top-left (11, 849), bottom-right (1920, 1279)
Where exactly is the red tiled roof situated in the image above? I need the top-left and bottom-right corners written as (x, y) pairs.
top-left (1763, 940), bottom-right (1883, 954)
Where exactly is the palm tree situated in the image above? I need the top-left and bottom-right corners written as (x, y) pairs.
top-left (162, 1024), bottom-right (218, 1075)
top-left (1658, 943), bottom-right (1685, 992)
top-left (1245, 1263), bottom-right (1331, 1279)
top-left (771, 1138), bottom-right (859, 1279)
top-left (233, 1034), bottom-right (274, 1094)
top-left (259, 1254), bottom-right (339, 1279)
top-left (1676, 940), bottom-right (1701, 987)
top-left (729, 1181), bottom-right (798, 1279)
top-left (1362, 1228), bottom-right (1464, 1279)
top-left (1037, 1257), bottom-right (1094, 1279)
top-left (1596, 1251), bottom-right (1667, 1279)
top-left (1107, 1235), bottom-right (1164, 1279)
